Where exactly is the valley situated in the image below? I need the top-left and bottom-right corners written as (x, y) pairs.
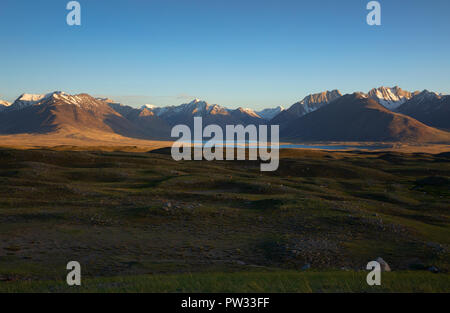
top-left (0, 86), bottom-right (449, 292)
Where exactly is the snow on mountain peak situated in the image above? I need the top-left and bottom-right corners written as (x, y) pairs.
top-left (287, 90), bottom-right (342, 117)
top-left (10, 93), bottom-right (48, 110)
top-left (0, 99), bottom-right (11, 106)
top-left (143, 104), bottom-right (158, 109)
top-left (236, 107), bottom-right (261, 118)
top-left (17, 93), bottom-right (46, 102)
top-left (6, 91), bottom-right (104, 111)
top-left (256, 106), bottom-right (285, 120)
top-left (0, 99), bottom-right (12, 112)
top-left (367, 86), bottom-right (413, 110)
top-left (188, 98), bottom-right (207, 106)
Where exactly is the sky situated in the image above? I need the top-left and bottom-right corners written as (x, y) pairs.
top-left (1, 0), bottom-right (449, 109)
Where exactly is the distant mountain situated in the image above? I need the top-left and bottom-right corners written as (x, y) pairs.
top-left (229, 107), bottom-right (263, 124)
top-left (106, 101), bottom-right (171, 139)
top-left (2, 89), bottom-right (449, 144)
top-left (142, 104), bottom-right (158, 110)
top-left (9, 93), bottom-right (51, 110)
top-left (281, 93), bottom-right (450, 143)
top-left (0, 99), bottom-right (11, 111)
top-left (271, 90), bottom-right (342, 126)
top-left (367, 86), bottom-right (417, 110)
top-left (0, 91), bottom-right (163, 139)
top-left (143, 99), bottom-right (264, 127)
top-left (256, 106), bottom-right (284, 120)
top-left (96, 97), bottom-right (116, 104)
top-left (397, 90), bottom-right (450, 130)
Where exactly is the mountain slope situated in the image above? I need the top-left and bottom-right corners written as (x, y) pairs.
top-left (271, 90), bottom-right (342, 126)
top-left (281, 93), bottom-right (450, 143)
top-left (397, 91), bottom-right (450, 130)
top-left (0, 92), bottom-right (163, 139)
top-left (107, 102), bottom-right (171, 139)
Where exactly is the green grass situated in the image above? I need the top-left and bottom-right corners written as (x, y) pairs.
top-left (0, 148), bottom-right (449, 292)
top-left (1, 271), bottom-right (448, 293)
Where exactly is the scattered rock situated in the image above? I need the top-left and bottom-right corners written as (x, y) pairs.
top-left (376, 257), bottom-right (391, 272)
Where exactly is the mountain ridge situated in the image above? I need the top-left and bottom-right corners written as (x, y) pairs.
top-left (1, 88), bottom-right (449, 143)
top-left (397, 91), bottom-right (450, 130)
top-left (281, 93), bottom-right (450, 143)
top-left (367, 86), bottom-right (417, 110)
top-left (271, 90), bottom-right (343, 126)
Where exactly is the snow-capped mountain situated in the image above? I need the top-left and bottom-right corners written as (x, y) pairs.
top-left (98, 99), bottom-right (171, 138)
top-left (234, 107), bottom-right (261, 118)
top-left (2, 88), bottom-right (449, 143)
top-left (0, 91), bottom-right (168, 139)
top-left (281, 93), bottom-right (450, 143)
top-left (182, 99), bottom-right (229, 115)
top-left (228, 107), bottom-right (264, 124)
top-left (0, 99), bottom-right (11, 111)
top-left (256, 106), bottom-right (285, 120)
top-left (8, 91), bottom-right (105, 111)
top-left (294, 90), bottom-right (343, 115)
top-left (367, 86), bottom-right (416, 110)
top-left (139, 99), bottom-right (264, 127)
top-left (141, 99), bottom-right (223, 118)
top-left (9, 93), bottom-right (49, 110)
top-left (271, 90), bottom-right (342, 125)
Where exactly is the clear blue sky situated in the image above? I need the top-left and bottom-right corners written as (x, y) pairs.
top-left (1, 0), bottom-right (449, 109)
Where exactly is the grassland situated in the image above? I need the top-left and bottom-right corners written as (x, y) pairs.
top-left (1, 271), bottom-right (449, 293)
top-left (0, 147), bottom-right (448, 292)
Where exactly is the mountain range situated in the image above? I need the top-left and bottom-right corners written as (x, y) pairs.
top-left (0, 86), bottom-right (449, 143)
top-left (0, 92), bottom-right (163, 140)
top-left (281, 93), bottom-right (450, 142)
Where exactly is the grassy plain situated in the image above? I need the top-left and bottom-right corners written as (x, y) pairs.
top-left (0, 146), bottom-right (448, 292)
